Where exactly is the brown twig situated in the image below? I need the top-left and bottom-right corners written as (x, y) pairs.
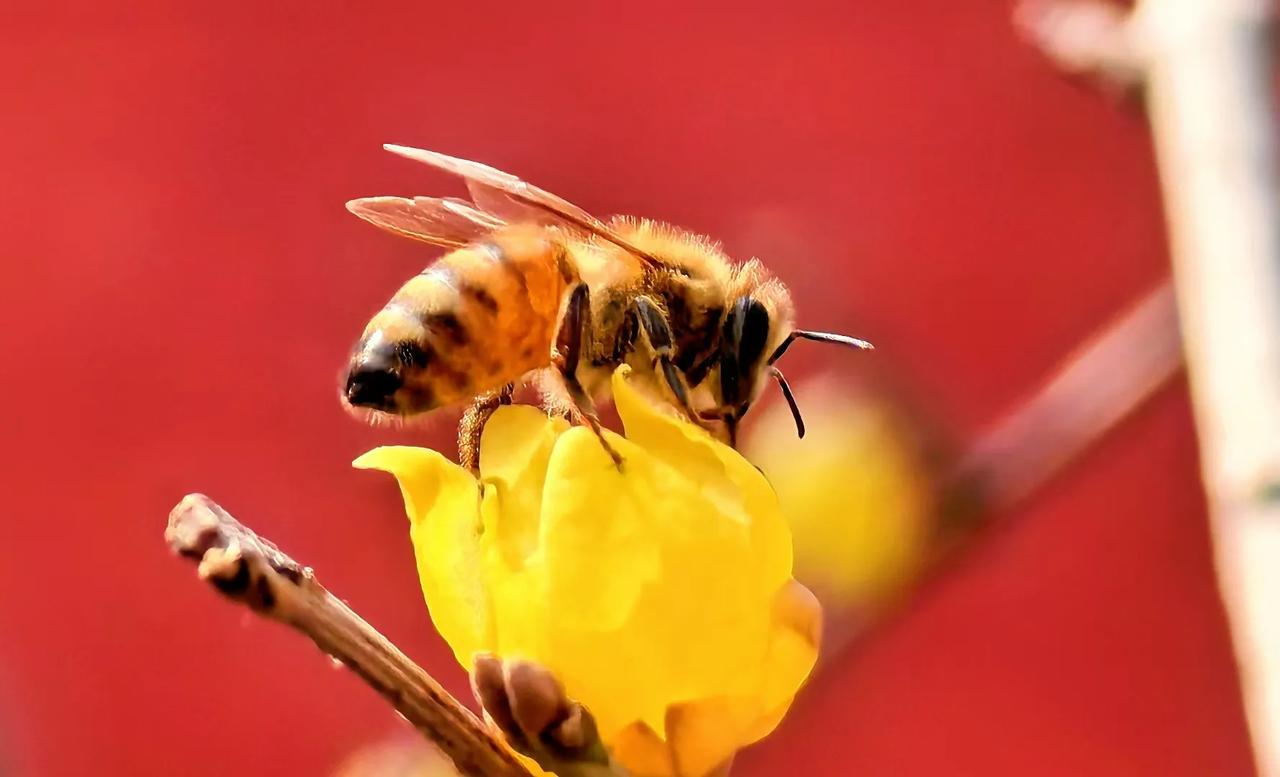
top-left (165, 493), bottom-right (536, 777)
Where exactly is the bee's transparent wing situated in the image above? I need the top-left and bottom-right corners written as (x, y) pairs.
top-left (382, 144), bottom-right (661, 268)
top-left (345, 195), bottom-right (503, 248)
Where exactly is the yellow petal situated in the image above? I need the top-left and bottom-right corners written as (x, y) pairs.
top-left (611, 366), bottom-right (742, 518)
top-left (478, 405), bottom-right (568, 572)
top-left (479, 405), bottom-right (570, 496)
top-left (747, 580), bottom-right (822, 739)
top-left (609, 721), bottom-right (677, 777)
top-left (612, 365), bottom-right (793, 590)
top-left (665, 697), bottom-right (755, 777)
top-left (655, 584), bottom-right (820, 777)
top-left (535, 428), bottom-right (669, 735)
top-left (354, 446), bottom-right (492, 664)
top-left (539, 427), bottom-right (662, 632)
top-left (481, 480), bottom-right (550, 660)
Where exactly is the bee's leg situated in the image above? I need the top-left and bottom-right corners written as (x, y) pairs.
top-left (631, 297), bottom-right (695, 420)
top-left (553, 283), bottom-right (623, 468)
top-left (458, 382), bottom-right (515, 472)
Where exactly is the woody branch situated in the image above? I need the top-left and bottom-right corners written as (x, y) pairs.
top-left (165, 493), bottom-right (537, 777)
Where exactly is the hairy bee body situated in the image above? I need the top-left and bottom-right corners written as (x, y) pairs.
top-left (348, 218), bottom-right (760, 418)
top-left (563, 218), bottom-right (785, 415)
top-left (343, 145), bottom-right (870, 464)
top-left (348, 225), bottom-right (577, 413)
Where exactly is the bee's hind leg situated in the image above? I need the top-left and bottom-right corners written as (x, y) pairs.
top-left (552, 283), bottom-right (623, 469)
top-left (458, 382), bottom-right (515, 472)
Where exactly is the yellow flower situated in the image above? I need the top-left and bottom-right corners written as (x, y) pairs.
top-left (355, 366), bottom-right (820, 777)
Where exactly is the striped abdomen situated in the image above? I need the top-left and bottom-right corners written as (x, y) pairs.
top-left (344, 226), bottom-right (573, 415)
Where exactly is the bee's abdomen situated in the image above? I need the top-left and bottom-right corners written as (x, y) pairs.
top-left (363, 226), bottom-right (569, 410)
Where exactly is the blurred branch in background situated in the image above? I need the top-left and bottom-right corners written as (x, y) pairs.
top-left (1022, 0), bottom-right (1280, 772)
top-left (780, 281), bottom-right (1184, 656)
top-left (946, 283), bottom-right (1180, 519)
top-left (1016, 0), bottom-right (1145, 93)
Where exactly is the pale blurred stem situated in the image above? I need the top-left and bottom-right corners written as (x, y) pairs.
top-left (164, 494), bottom-right (539, 777)
top-left (1019, 1), bottom-right (1280, 774)
top-left (820, 280), bottom-right (1184, 654)
top-left (942, 282), bottom-right (1182, 525)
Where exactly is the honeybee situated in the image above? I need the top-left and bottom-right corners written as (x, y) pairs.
top-left (342, 145), bottom-right (871, 468)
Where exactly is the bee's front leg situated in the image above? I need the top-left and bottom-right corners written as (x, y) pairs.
top-left (458, 382), bottom-right (515, 472)
top-left (630, 296), bottom-right (696, 421)
top-left (552, 283), bottom-right (624, 469)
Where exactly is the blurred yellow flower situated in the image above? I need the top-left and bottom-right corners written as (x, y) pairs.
top-left (741, 374), bottom-right (934, 618)
top-left (355, 366), bottom-right (820, 777)
top-left (332, 736), bottom-right (460, 777)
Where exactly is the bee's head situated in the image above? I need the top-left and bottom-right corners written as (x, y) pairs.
top-left (714, 296), bottom-right (780, 445)
top-left (711, 290), bottom-right (873, 446)
top-left (342, 331), bottom-right (435, 418)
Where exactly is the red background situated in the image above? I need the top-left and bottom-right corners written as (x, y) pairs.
top-left (0, 2), bottom-right (1256, 775)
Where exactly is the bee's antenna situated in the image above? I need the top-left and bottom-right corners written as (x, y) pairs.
top-left (770, 367), bottom-right (806, 438)
top-left (768, 330), bottom-right (874, 364)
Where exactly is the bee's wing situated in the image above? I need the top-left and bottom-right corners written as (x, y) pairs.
top-left (345, 195), bottom-right (503, 248)
top-left (383, 144), bottom-right (662, 268)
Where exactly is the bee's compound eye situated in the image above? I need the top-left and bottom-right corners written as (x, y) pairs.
top-left (345, 361), bottom-right (403, 410)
